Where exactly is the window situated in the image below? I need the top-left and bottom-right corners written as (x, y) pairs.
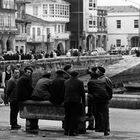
top-left (27, 26), bottom-right (30, 35)
top-left (37, 27), bottom-right (41, 36)
top-left (58, 25), bottom-right (61, 33)
top-left (116, 20), bottom-right (121, 28)
top-left (43, 4), bottom-right (48, 15)
top-left (89, 0), bottom-right (96, 10)
top-left (0, 14), bottom-right (4, 27)
top-left (32, 27), bottom-right (35, 39)
top-left (134, 20), bottom-right (139, 28)
top-left (46, 28), bottom-right (50, 35)
top-left (49, 4), bottom-right (54, 17)
top-left (116, 39), bottom-right (121, 47)
top-left (33, 5), bottom-right (38, 16)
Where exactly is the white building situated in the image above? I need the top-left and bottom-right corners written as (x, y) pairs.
top-left (25, 0), bottom-right (70, 54)
top-left (99, 6), bottom-right (140, 51)
top-left (0, 0), bottom-right (17, 54)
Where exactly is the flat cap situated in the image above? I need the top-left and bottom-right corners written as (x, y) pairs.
top-left (70, 70), bottom-right (79, 77)
top-left (42, 71), bottom-right (51, 78)
top-left (24, 66), bottom-right (33, 73)
top-left (56, 70), bottom-right (64, 75)
top-left (97, 66), bottom-right (105, 74)
top-left (63, 64), bottom-right (71, 71)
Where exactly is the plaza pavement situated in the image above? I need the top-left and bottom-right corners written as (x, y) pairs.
top-left (0, 106), bottom-right (140, 139)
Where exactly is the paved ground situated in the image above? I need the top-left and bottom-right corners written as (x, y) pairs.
top-left (1, 106), bottom-right (140, 139)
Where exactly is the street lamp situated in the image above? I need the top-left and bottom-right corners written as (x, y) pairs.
top-left (125, 0), bottom-right (140, 49)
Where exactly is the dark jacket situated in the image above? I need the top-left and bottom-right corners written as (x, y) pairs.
top-left (49, 76), bottom-right (65, 105)
top-left (6, 77), bottom-right (18, 102)
top-left (16, 74), bottom-right (33, 102)
top-left (88, 75), bottom-right (113, 103)
top-left (64, 77), bottom-right (85, 105)
top-left (32, 78), bottom-right (51, 101)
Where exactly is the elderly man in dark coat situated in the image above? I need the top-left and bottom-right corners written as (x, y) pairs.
top-left (16, 66), bottom-right (33, 102)
top-left (32, 71), bottom-right (51, 101)
top-left (64, 71), bottom-right (85, 136)
top-left (49, 70), bottom-right (65, 105)
top-left (7, 68), bottom-right (20, 130)
top-left (88, 66), bottom-right (113, 136)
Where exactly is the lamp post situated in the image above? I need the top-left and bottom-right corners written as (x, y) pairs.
top-left (125, 0), bottom-right (140, 49)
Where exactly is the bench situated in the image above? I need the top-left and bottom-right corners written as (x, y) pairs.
top-left (19, 100), bottom-right (86, 133)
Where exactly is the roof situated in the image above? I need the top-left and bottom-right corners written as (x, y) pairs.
top-left (30, 0), bottom-right (69, 5)
top-left (25, 14), bottom-right (49, 24)
top-left (98, 5), bottom-right (139, 13)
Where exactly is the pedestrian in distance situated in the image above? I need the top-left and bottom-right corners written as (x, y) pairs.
top-left (63, 64), bottom-right (72, 79)
top-left (6, 68), bottom-right (21, 130)
top-left (2, 64), bottom-right (12, 105)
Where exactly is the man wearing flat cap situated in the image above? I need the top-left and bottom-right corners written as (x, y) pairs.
top-left (64, 70), bottom-right (85, 136)
top-left (63, 64), bottom-right (72, 79)
top-left (16, 66), bottom-right (33, 102)
top-left (92, 66), bottom-right (113, 136)
top-left (32, 71), bottom-right (51, 101)
top-left (49, 70), bottom-right (65, 105)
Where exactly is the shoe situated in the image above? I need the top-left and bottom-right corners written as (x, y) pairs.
top-left (69, 132), bottom-right (78, 136)
top-left (11, 124), bottom-right (21, 130)
top-left (64, 131), bottom-right (69, 136)
top-left (95, 129), bottom-right (103, 132)
top-left (86, 126), bottom-right (95, 130)
top-left (104, 132), bottom-right (110, 136)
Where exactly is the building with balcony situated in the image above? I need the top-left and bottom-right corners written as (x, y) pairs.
top-left (0, 0), bottom-right (17, 54)
top-left (65, 0), bottom-right (107, 51)
top-left (25, 0), bottom-right (70, 54)
top-left (15, 0), bottom-right (31, 54)
top-left (99, 6), bottom-right (140, 51)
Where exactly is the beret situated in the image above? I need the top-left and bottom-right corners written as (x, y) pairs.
top-left (97, 66), bottom-right (105, 74)
top-left (70, 71), bottom-right (79, 77)
top-left (24, 66), bottom-right (33, 73)
top-left (63, 65), bottom-right (71, 71)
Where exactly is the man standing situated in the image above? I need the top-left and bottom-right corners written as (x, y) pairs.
top-left (49, 70), bottom-right (65, 105)
top-left (64, 71), bottom-right (85, 136)
top-left (7, 68), bottom-right (20, 129)
top-left (16, 66), bottom-right (36, 132)
top-left (90, 66), bottom-right (113, 136)
top-left (16, 66), bottom-right (33, 102)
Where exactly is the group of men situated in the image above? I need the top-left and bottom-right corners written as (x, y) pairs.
top-left (6, 63), bottom-right (113, 137)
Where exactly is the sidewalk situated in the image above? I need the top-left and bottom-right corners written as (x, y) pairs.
top-left (1, 106), bottom-right (140, 139)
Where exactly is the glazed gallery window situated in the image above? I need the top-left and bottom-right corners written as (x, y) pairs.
top-left (116, 20), bottom-right (121, 28)
top-left (0, 14), bottom-right (4, 27)
top-left (3, 0), bottom-right (14, 9)
top-left (134, 20), bottom-right (139, 28)
top-left (33, 5), bottom-right (38, 16)
top-left (116, 39), bottom-right (121, 47)
top-left (43, 4), bottom-right (48, 15)
top-left (89, 0), bottom-right (96, 10)
top-left (37, 27), bottom-right (41, 36)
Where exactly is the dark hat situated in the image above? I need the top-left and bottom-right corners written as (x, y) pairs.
top-left (91, 66), bottom-right (97, 72)
top-left (70, 70), bottom-right (79, 77)
top-left (63, 65), bottom-right (71, 71)
top-left (97, 66), bottom-right (105, 74)
top-left (56, 70), bottom-right (64, 75)
top-left (24, 66), bottom-right (33, 73)
top-left (42, 71), bottom-right (51, 78)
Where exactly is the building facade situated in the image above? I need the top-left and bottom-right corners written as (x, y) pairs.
top-left (99, 6), bottom-right (140, 51)
top-left (0, 0), bottom-right (17, 54)
top-left (15, 0), bottom-right (31, 54)
top-left (25, 0), bottom-right (70, 54)
top-left (65, 0), bottom-right (107, 51)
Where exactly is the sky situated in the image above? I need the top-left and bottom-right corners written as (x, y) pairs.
top-left (97, 0), bottom-right (140, 8)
